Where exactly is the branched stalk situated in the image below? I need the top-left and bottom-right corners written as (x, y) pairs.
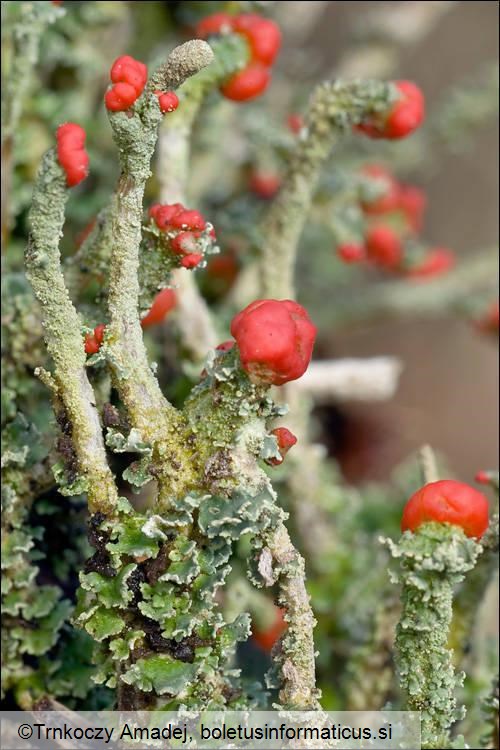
top-left (259, 79), bottom-right (395, 298)
top-left (157, 36), bottom-right (322, 707)
top-left (26, 151), bottom-right (118, 515)
top-left (243, 75), bottom-right (396, 715)
top-left (105, 41), bottom-right (214, 501)
top-left (158, 34), bottom-right (249, 360)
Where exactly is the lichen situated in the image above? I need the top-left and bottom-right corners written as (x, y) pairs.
top-left (384, 523), bottom-right (482, 748)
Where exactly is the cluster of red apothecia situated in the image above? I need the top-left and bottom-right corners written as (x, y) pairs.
top-left (56, 124), bottom-right (89, 187)
top-left (196, 12), bottom-right (281, 102)
top-left (104, 55), bottom-right (179, 114)
top-left (337, 164), bottom-right (455, 280)
top-left (149, 202), bottom-right (216, 270)
top-left (401, 479), bottom-right (489, 539)
top-left (356, 80), bottom-right (425, 140)
top-left (252, 607), bottom-right (287, 652)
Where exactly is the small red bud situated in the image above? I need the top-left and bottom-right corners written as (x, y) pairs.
top-left (356, 81), bottom-right (425, 140)
top-left (233, 14), bottom-right (282, 66)
top-left (105, 55), bottom-right (147, 111)
top-left (337, 242), bottom-right (366, 264)
top-left (398, 184), bottom-right (427, 232)
top-left (156, 91), bottom-right (179, 113)
top-left (475, 471), bottom-right (490, 485)
top-left (401, 479), bottom-right (489, 538)
top-left (365, 224), bottom-right (403, 270)
top-left (153, 203), bottom-right (185, 230)
top-left (195, 13), bottom-right (234, 38)
top-left (220, 63), bottom-right (271, 102)
top-left (252, 607), bottom-right (287, 652)
top-left (84, 324), bottom-right (106, 355)
top-left (267, 427), bottom-right (297, 466)
top-left (141, 288), bottom-right (177, 329)
top-left (216, 340), bottom-right (235, 353)
top-left (360, 164), bottom-right (400, 215)
top-left (249, 172), bottom-right (281, 199)
top-left (171, 231), bottom-right (198, 256)
top-left (287, 113), bottom-right (304, 134)
top-left (406, 247), bottom-right (455, 280)
top-left (56, 123), bottom-right (89, 187)
top-left (180, 253), bottom-right (203, 269)
top-left (170, 210), bottom-right (206, 232)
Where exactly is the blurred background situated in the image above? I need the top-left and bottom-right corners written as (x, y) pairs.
top-left (301, 1), bottom-right (498, 484)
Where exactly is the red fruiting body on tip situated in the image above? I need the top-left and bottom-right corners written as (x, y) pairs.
top-left (406, 247), bottom-right (455, 279)
top-left (337, 242), bottom-right (366, 264)
top-left (475, 471), bottom-right (491, 485)
top-left (93, 324), bottom-right (106, 345)
top-left (357, 80), bottom-right (425, 140)
top-left (110, 55), bottom-right (147, 92)
top-left (401, 479), bottom-right (489, 538)
top-left (196, 13), bottom-right (281, 67)
top-left (361, 165), bottom-right (400, 215)
top-left (249, 172), bottom-right (281, 199)
top-left (152, 203), bottom-right (185, 230)
top-left (171, 231), bottom-right (198, 256)
top-left (233, 14), bottom-right (282, 66)
top-left (105, 82), bottom-right (139, 112)
top-left (195, 12), bottom-right (234, 38)
top-left (84, 324), bottom-right (106, 355)
top-left (365, 224), bottom-right (403, 270)
top-left (398, 184), bottom-right (427, 232)
top-left (52, 1), bottom-right (62, 5)
top-left (56, 123), bottom-right (89, 187)
top-left (287, 113), bottom-right (304, 134)
top-left (170, 209), bottom-right (206, 232)
top-left (268, 427), bottom-right (297, 466)
top-left (230, 299), bottom-right (317, 386)
top-left (220, 63), bottom-right (271, 102)
top-left (156, 91), bottom-right (179, 113)
top-left (105, 55), bottom-right (147, 111)
top-left (180, 253), bottom-right (203, 269)
top-left (386, 81), bottom-right (425, 139)
top-left (252, 607), bottom-right (287, 652)
top-left (151, 203), bottom-right (208, 236)
top-left (141, 288), bottom-right (177, 329)
top-left (213, 13), bottom-right (280, 102)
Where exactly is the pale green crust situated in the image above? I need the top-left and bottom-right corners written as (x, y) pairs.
top-left (385, 523), bottom-right (482, 748)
